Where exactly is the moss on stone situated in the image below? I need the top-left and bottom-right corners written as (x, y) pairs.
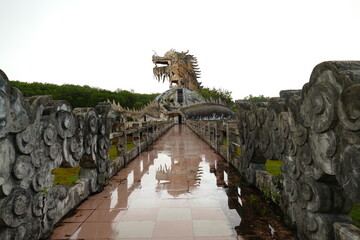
top-left (350, 204), bottom-right (360, 228)
top-left (266, 160), bottom-right (284, 176)
top-left (52, 166), bottom-right (80, 186)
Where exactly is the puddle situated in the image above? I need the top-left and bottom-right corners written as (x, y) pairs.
top-left (113, 125), bottom-right (296, 239)
top-left (53, 124), bottom-right (296, 239)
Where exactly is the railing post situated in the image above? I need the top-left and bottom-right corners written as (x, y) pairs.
top-left (215, 121), bottom-right (218, 152)
top-left (226, 121), bottom-right (229, 162)
top-left (117, 123), bottom-right (127, 166)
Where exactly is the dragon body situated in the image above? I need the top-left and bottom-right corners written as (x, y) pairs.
top-left (109, 50), bottom-right (235, 123)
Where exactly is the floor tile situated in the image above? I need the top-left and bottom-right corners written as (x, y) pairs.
top-left (66, 239), bottom-right (109, 240)
top-left (113, 239), bottom-right (149, 240)
top-left (161, 189), bottom-right (191, 198)
top-left (87, 185), bottom-right (118, 199)
top-left (76, 199), bottom-right (104, 210)
top-left (164, 183), bottom-right (189, 190)
top-left (69, 222), bottom-right (117, 239)
top-left (97, 199), bottom-right (129, 209)
top-left (195, 237), bottom-right (238, 240)
top-left (121, 208), bottom-right (159, 221)
top-left (137, 189), bottom-right (162, 199)
top-left (112, 221), bottom-right (155, 238)
top-left (157, 208), bottom-right (191, 221)
top-left (190, 199), bottom-right (219, 208)
top-left (193, 220), bottom-right (233, 237)
top-left (86, 209), bottom-right (126, 222)
top-left (129, 199), bottom-right (160, 208)
top-left (166, 190), bottom-right (190, 198)
top-left (152, 237), bottom-right (194, 240)
top-left (191, 208), bottom-right (227, 220)
top-left (50, 222), bottom-right (81, 239)
top-left (62, 210), bottom-right (93, 223)
top-left (159, 198), bottom-right (190, 208)
top-left (153, 221), bottom-right (194, 238)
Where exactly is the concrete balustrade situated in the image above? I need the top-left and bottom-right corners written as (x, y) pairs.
top-left (186, 61), bottom-right (360, 240)
top-left (0, 69), bottom-right (174, 239)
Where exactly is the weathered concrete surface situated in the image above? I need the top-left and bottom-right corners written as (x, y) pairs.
top-left (334, 222), bottom-right (360, 240)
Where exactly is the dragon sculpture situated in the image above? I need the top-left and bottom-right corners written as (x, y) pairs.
top-left (152, 49), bottom-right (202, 91)
top-left (109, 49), bottom-right (235, 122)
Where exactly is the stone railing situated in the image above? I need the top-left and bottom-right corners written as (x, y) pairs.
top-left (108, 121), bottom-right (174, 177)
top-left (187, 61), bottom-right (360, 240)
top-left (0, 69), bottom-right (174, 239)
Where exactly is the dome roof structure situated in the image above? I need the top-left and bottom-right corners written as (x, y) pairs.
top-left (155, 87), bottom-right (205, 111)
top-left (180, 103), bottom-right (236, 120)
top-left (154, 87), bottom-right (236, 121)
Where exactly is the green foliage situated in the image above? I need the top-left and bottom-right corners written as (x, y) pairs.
top-left (262, 186), bottom-right (281, 205)
top-left (236, 146), bottom-right (242, 156)
top-left (266, 160), bottom-right (284, 176)
top-left (40, 187), bottom-right (49, 197)
top-left (133, 101), bottom-right (143, 110)
top-left (51, 166), bottom-right (80, 186)
top-left (223, 138), bottom-right (228, 147)
top-left (350, 204), bottom-right (360, 228)
top-left (263, 187), bottom-right (271, 199)
top-left (127, 142), bottom-right (135, 151)
top-left (10, 81), bottom-right (159, 109)
top-left (244, 94), bottom-right (270, 102)
top-left (197, 87), bottom-right (233, 106)
top-left (249, 194), bottom-right (258, 204)
top-left (109, 138), bottom-right (118, 161)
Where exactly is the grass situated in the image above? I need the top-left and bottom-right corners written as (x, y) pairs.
top-left (51, 139), bottom-right (138, 186)
top-left (236, 146), bottom-right (242, 156)
top-left (350, 204), bottom-right (360, 228)
top-left (109, 138), bottom-right (118, 161)
top-left (223, 139), bottom-right (228, 147)
top-left (249, 194), bottom-right (258, 204)
top-left (51, 166), bottom-right (80, 186)
top-left (266, 160), bottom-right (284, 176)
top-left (127, 142), bottom-right (135, 151)
top-left (109, 144), bottom-right (118, 160)
top-left (108, 138), bottom-right (137, 160)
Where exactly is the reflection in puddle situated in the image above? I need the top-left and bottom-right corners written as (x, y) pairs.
top-left (110, 188), bottom-right (118, 209)
top-left (100, 125), bottom-right (295, 239)
top-left (224, 171), bottom-right (228, 185)
top-left (154, 153), bottom-right (172, 172)
top-left (238, 196), bottom-right (243, 206)
top-left (127, 170), bottom-right (134, 189)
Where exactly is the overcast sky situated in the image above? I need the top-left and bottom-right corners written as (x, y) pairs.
top-left (1, 0), bottom-right (360, 100)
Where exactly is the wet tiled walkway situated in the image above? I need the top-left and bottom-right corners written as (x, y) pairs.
top-left (51, 125), bottom-right (295, 240)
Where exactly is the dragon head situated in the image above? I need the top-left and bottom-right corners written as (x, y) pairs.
top-left (152, 49), bottom-right (201, 91)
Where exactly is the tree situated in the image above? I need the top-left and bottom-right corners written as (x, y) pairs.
top-left (197, 87), bottom-right (233, 106)
top-left (133, 101), bottom-right (143, 110)
top-left (244, 94), bottom-right (270, 102)
top-left (9, 81), bottom-right (160, 109)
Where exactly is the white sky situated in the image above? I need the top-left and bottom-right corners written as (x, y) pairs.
top-left (1, 0), bottom-right (360, 100)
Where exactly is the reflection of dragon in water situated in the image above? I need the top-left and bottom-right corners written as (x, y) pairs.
top-left (153, 49), bottom-right (202, 91)
top-left (156, 164), bottom-right (171, 181)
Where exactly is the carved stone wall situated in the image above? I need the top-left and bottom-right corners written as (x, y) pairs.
top-left (187, 61), bottom-right (360, 240)
top-left (0, 69), bottom-right (174, 239)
